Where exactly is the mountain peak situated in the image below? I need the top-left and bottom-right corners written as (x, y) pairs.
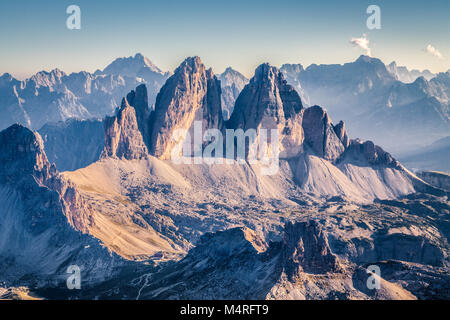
top-left (102, 53), bottom-right (163, 77)
top-left (102, 86), bottom-right (150, 160)
top-left (0, 124), bottom-right (55, 185)
top-left (0, 72), bottom-right (14, 80)
top-left (149, 57), bottom-right (223, 159)
top-left (174, 56), bottom-right (204, 75)
top-left (253, 63), bottom-right (277, 79)
top-left (356, 55), bottom-right (382, 65)
top-left (280, 63), bottom-right (305, 74)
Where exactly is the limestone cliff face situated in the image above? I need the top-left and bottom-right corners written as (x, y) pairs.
top-left (302, 105), bottom-right (346, 162)
top-left (148, 57), bottom-right (223, 160)
top-left (0, 124), bottom-right (57, 186)
top-left (227, 63), bottom-right (304, 158)
top-left (102, 88), bottom-right (149, 160)
top-left (282, 221), bottom-right (341, 280)
top-left (125, 84), bottom-right (151, 143)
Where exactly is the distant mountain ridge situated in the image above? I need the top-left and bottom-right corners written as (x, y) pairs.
top-left (281, 55), bottom-right (450, 154)
top-left (0, 53), bottom-right (169, 131)
top-left (218, 67), bottom-right (248, 120)
top-left (387, 61), bottom-right (436, 83)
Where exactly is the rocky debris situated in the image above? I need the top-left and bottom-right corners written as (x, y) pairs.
top-left (102, 91), bottom-right (149, 160)
top-left (417, 171), bottom-right (450, 191)
top-left (387, 61), bottom-right (435, 83)
top-left (39, 118), bottom-right (104, 171)
top-left (227, 63), bottom-right (304, 158)
top-left (135, 220), bottom-right (424, 300)
top-left (371, 260), bottom-right (450, 300)
top-left (148, 57), bottom-right (224, 159)
top-left (218, 67), bottom-right (249, 120)
top-left (282, 221), bottom-right (341, 279)
top-left (302, 105), bottom-right (345, 161)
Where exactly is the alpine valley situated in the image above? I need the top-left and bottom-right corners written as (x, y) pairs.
top-left (0, 54), bottom-right (449, 300)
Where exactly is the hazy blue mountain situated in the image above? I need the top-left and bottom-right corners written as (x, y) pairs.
top-left (292, 55), bottom-right (449, 154)
top-left (0, 54), bottom-right (168, 131)
top-left (280, 63), bottom-right (310, 106)
top-left (39, 118), bottom-right (105, 172)
top-left (217, 67), bottom-right (248, 120)
top-left (400, 136), bottom-right (450, 172)
top-left (387, 61), bottom-right (436, 83)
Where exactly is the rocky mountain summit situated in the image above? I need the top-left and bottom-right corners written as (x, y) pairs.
top-left (149, 56), bottom-right (224, 159)
top-left (228, 63), bottom-right (305, 158)
top-left (387, 61), bottom-right (435, 83)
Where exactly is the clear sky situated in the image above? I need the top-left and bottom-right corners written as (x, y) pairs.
top-left (1, 0), bottom-right (449, 79)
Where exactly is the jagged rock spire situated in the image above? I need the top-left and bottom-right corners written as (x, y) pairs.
top-left (102, 86), bottom-right (149, 160)
top-left (148, 56), bottom-right (223, 159)
top-left (227, 63), bottom-right (304, 158)
top-left (302, 105), bottom-right (346, 161)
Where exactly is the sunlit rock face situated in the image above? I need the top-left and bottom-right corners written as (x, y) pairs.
top-left (146, 57), bottom-right (223, 159)
top-left (102, 86), bottom-right (149, 160)
top-left (227, 63), bottom-right (305, 159)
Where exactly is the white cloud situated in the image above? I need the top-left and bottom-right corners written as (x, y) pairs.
top-left (350, 34), bottom-right (372, 56)
top-left (426, 44), bottom-right (443, 59)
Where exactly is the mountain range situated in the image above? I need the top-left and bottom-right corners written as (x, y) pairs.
top-left (281, 55), bottom-right (450, 155)
top-left (0, 53), bottom-right (169, 131)
top-left (2, 53), bottom-right (448, 162)
top-left (0, 56), bottom-right (449, 300)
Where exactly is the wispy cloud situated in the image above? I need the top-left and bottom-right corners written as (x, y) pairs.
top-left (426, 44), bottom-right (443, 59)
top-left (350, 34), bottom-right (371, 56)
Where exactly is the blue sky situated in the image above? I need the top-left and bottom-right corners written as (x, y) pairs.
top-left (1, 0), bottom-right (449, 79)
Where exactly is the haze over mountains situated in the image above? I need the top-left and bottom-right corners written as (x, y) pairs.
top-left (0, 53), bottom-right (169, 131)
top-left (0, 55), bottom-right (449, 300)
top-left (1, 53), bottom-right (448, 165)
